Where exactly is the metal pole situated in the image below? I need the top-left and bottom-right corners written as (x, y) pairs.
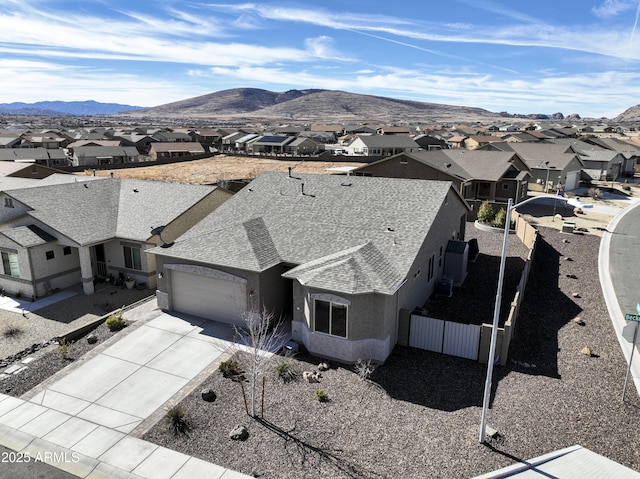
top-left (622, 322), bottom-right (639, 402)
top-left (479, 198), bottom-right (512, 443)
top-left (545, 168), bottom-right (550, 193)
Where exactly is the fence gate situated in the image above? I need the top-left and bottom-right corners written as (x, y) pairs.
top-left (409, 314), bottom-right (481, 361)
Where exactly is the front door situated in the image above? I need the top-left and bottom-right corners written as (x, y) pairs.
top-left (93, 244), bottom-right (107, 277)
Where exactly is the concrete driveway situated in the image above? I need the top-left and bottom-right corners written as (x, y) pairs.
top-left (0, 301), bottom-right (252, 478)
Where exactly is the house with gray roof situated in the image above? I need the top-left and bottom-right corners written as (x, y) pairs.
top-left (150, 172), bottom-right (470, 363)
top-left (0, 178), bottom-right (232, 299)
top-left (547, 138), bottom-right (630, 180)
top-left (483, 142), bottom-right (584, 191)
top-left (70, 146), bottom-right (139, 166)
top-left (352, 150), bottom-right (530, 217)
top-left (341, 135), bottom-right (420, 156)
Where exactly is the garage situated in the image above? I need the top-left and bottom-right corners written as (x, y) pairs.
top-left (564, 170), bottom-right (579, 191)
top-left (170, 267), bottom-right (247, 327)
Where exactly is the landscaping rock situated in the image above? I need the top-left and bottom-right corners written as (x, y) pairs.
top-left (303, 371), bottom-right (321, 383)
top-left (581, 346), bottom-right (593, 356)
top-left (229, 425), bottom-right (249, 441)
top-left (318, 362), bottom-right (329, 372)
top-left (86, 333), bottom-right (98, 344)
top-left (201, 388), bottom-right (217, 402)
top-left (572, 292), bottom-right (581, 298)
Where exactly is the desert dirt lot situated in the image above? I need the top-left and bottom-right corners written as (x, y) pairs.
top-left (79, 155), bottom-right (367, 184)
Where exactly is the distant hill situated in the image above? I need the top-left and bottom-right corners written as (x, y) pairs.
top-left (615, 105), bottom-right (640, 122)
top-left (128, 88), bottom-right (505, 123)
top-left (0, 100), bottom-right (142, 116)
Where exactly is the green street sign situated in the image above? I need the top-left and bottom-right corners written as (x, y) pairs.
top-left (626, 313), bottom-right (640, 322)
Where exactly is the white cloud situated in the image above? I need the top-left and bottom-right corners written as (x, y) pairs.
top-left (592, 0), bottom-right (637, 18)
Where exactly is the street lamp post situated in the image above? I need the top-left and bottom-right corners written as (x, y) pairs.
top-left (479, 195), bottom-right (570, 443)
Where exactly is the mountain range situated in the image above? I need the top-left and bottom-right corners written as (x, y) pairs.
top-left (2, 89), bottom-right (639, 122)
top-left (0, 100), bottom-right (142, 116)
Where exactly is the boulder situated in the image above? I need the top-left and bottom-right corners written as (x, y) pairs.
top-left (303, 371), bottom-right (321, 383)
top-left (86, 334), bottom-right (98, 344)
top-left (201, 388), bottom-right (217, 402)
top-left (317, 362), bottom-right (329, 372)
top-left (229, 425), bottom-right (249, 441)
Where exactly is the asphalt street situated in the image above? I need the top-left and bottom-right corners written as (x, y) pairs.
top-left (608, 202), bottom-right (640, 317)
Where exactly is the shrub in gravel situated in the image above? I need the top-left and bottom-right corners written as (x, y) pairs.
top-left (314, 388), bottom-right (329, 402)
top-left (105, 308), bottom-right (126, 331)
top-left (57, 338), bottom-right (73, 360)
top-left (354, 358), bottom-right (376, 381)
top-left (274, 358), bottom-right (298, 383)
top-left (2, 323), bottom-right (23, 337)
top-left (219, 359), bottom-right (243, 379)
top-left (165, 405), bottom-right (191, 436)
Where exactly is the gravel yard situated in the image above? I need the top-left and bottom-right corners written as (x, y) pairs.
top-left (143, 225), bottom-right (640, 478)
top-left (0, 285), bottom-right (153, 361)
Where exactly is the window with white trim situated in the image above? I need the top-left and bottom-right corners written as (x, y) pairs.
top-left (314, 299), bottom-right (348, 338)
top-left (1, 252), bottom-right (20, 277)
top-left (123, 245), bottom-right (142, 270)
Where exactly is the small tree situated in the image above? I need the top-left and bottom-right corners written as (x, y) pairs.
top-left (234, 303), bottom-right (288, 418)
top-left (477, 200), bottom-right (495, 224)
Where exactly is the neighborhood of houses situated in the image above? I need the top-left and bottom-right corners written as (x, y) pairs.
top-left (0, 119), bottom-right (639, 365)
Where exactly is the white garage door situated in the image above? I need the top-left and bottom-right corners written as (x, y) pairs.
top-left (564, 171), bottom-right (579, 191)
top-left (171, 269), bottom-right (247, 326)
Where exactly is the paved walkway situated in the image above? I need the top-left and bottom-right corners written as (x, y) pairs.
top-left (0, 300), bottom-right (253, 478)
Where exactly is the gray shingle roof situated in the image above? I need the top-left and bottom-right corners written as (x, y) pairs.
top-left (6, 178), bottom-right (217, 245)
top-left (2, 225), bottom-right (56, 247)
top-left (154, 172), bottom-right (461, 295)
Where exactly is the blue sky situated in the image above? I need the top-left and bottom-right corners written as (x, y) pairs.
top-left (2, 0), bottom-right (640, 118)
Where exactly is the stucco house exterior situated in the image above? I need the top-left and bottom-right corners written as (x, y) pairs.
top-left (150, 172), bottom-right (470, 364)
top-left (352, 150), bottom-right (530, 216)
top-left (0, 177), bottom-right (231, 299)
top-left (482, 142), bottom-right (584, 191)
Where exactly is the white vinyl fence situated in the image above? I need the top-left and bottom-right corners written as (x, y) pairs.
top-left (409, 314), bottom-right (481, 361)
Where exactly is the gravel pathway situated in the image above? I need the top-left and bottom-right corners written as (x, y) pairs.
top-left (142, 225), bottom-right (640, 478)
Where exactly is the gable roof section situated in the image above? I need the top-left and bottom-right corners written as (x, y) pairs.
top-left (491, 142), bottom-right (583, 170)
top-left (357, 135), bottom-right (419, 148)
top-left (153, 172), bottom-right (464, 295)
top-left (2, 224), bottom-right (56, 247)
top-left (6, 178), bottom-right (217, 245)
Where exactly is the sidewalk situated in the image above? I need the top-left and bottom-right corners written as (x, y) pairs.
top-left (0, 300), bottom-right (253, 478)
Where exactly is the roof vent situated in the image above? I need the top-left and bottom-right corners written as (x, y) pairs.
top-left (301, 183), bottom-right (315, 197)
top-left (341, 182), bottom-right (352, 187)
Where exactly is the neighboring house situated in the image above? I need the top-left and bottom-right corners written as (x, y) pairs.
top-left (152, 131), bottom-right (193, 143)
top-left (0, 162), bottom-right (65, 180)
top-left (285, 137), bottom-right (322, 156)
top-left (413, 133), bottom-right (449, 150)
top-left (548, 138), bottom-right (632, 180)
top-left (249, 135), bottom-right (295, 154)
top-left (232, 133), bottom-right (260, 153)
top-left (0, 178), bottom-right (232, 299)
top-left (0, 136), bottom-right (24, 148)
top-left (483, 142), bottom-right (584, 191)
top-left (352, 150), bottom-right (530, 212)
top-left (0, 148), bottom-right (69, 167)
top-left (71, 146), bottom-right (140, 166)
top-left (462, 135), bottom-right (503, 150)
top-left (584, 137), bottom-right (640, 177)
top-left (148, 142), bottom-right (205, 160)
top-left (341, 135), bottom-right (420, 156)
top-left (110, 133), bottom-right (157, 154)
top-left (150, 172), bottom-right (470, 364)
